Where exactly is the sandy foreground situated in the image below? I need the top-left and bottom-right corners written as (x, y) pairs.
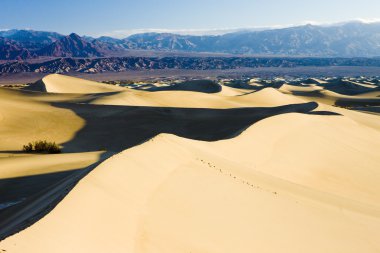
top-left (0, 74), bottom-right (379, 252)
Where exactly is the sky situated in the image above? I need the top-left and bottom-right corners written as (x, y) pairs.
top-left (2, 0), bottom-right (380, 38)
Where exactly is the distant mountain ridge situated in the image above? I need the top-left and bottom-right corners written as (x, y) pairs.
top-left (2, 21), bottom-right (380, 60)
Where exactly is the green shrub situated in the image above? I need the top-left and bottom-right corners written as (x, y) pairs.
top-left (22, 140), bottom-right (61, 154)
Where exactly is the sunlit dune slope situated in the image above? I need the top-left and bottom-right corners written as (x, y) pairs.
top-left (26, 74), bottom-right (125, 94)
top-left (0, 87), bottom-right (84, 150)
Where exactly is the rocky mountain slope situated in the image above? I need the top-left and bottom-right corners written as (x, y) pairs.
top-left (0, 31), bottom-right (118, 59)
top-left (0, 37), bottom-right (35, 60)
top-left (37, 33), bottom-right (105, 58)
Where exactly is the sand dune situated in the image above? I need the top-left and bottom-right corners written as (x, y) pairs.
top-left (275, 84), bottom-right (380, 132)
top-left (320, 89), bottom-right (380, 107)
top-left (316, 79), bottom-right (379, 95)
top-left (0, 87), bottom-right (84, 150)
top-left (225, 79), bottom-right (259, 90)
top-left (355, 90), bottom-right (380, 97)
top-left (346, 80), bottom-right (378, 89)
top-left (0, 74), bottom-right (379, 252)
top-left (90, 87), bottom-right (307, 108)
top-left (218, 84), bottom-right (252, 96)
top-left (26, 74), bottom-right (125, 94)
top-left (278, 83), bottom-right (380, 108)
top-left (1, 113), bottom-right (380, 253)
top-left (309, 78), bottom-right (328, 84)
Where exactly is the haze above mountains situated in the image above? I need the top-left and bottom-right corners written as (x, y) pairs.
top-left (2, 21), bottom-right (380, 60)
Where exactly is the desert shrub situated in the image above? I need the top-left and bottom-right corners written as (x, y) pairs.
top-left (22, 143), bottom-right (33, 152)
top-left (22, 140), bottom-right (61, 154)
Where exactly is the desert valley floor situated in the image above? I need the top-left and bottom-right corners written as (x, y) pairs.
top-left (0, 74), bottom-right (380, 252)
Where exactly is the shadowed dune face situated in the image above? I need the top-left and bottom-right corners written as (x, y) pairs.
top-left (55, 101), bottom-right (337, 152)
top-left (0, 151), bottom-right (108, 241)
top-left (0, 170), bottom-right (81, 204)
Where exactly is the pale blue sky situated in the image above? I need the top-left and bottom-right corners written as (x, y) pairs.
top-left (2, 0), bottom-right (380, 37)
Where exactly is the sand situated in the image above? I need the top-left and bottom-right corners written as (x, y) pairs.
top-left (0, 74), bottom-right (379, 253)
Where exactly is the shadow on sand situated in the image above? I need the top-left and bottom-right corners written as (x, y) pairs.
top-left (55, 101), bottom-right (340, 153)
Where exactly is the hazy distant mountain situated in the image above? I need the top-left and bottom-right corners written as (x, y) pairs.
top-left (123, 32), bottom-right (224, 52)
top-left (3, 22), bottom-right (380, 60)
top-left (38, 33), bottom-right (105, 57)
top-left (215, 22), bottom-right (380, 56)
top-left (121, 22), bottom-right (380, 57)
top-left (0, 37), bottom-right (35, 60)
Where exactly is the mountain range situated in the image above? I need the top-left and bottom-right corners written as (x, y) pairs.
top-left (2, 21), bottom-right (380, 60)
